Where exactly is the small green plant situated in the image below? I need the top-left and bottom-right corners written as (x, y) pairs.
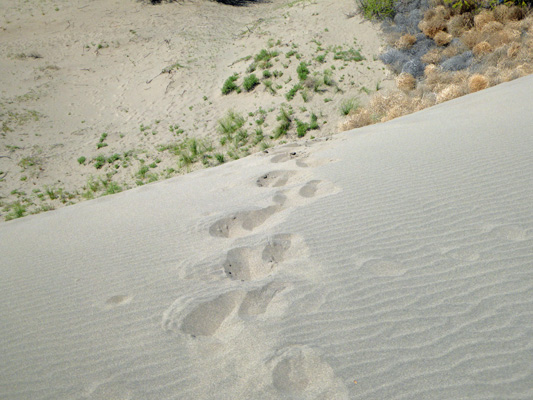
top-left (77, 156), bottom-right (86, 165)
top-left (262, 70), bottom-right (272, 79)
top-left (357, 0), bottom-right (395, 20)
top-left (243, 74), bottom-right (260, 91)
top-left (94, 155), bottom-right (106, 169)
top-left (333, 47), bottom-right (364, 62)
top-left (274, 107), bottom-right (292, 139)
top-left (222, 74), bottom-right (240, 95)
top-left (297, 62), bottom-right (310, 80)
top-left (218, 110), bottom-right (245, 137)
top-left (340, 97), bottom-right (359, 115)
top-left (263, 80), bottom-right (276, 94)
top-left (286, 84), bottom-right (302, 101)
top-left (323, 69), bottom-right (334, 86)
top-left (5, 202), bottom-right (26, 221)
top-left (97, 132), bottom-right (108, 149)
top-left (296, 120), bottom-right (309, 137)
top-left (215, 153), bottom-right (225, 164)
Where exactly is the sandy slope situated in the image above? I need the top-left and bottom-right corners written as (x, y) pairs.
top-left (0, 0), bottom-right (392, 219)
top-left (1, 75), bottom-right (532, 399)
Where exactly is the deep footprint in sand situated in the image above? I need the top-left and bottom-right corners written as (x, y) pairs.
top-left (209, 205), bottom-right (281, 238)
top-left (238, 281), bottom-right (287, 317)
top-left (163, 291), bottom-right (241, 337)
top-left (270, 151), bottom-right (306, 164)
top-left (223, 234), bottom-right (293, 281)
top-left (256, 170), bottom-right (297, 188)
top-left (270, 345), bottom-right (348, 397)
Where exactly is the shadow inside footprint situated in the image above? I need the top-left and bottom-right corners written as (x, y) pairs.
top-left (209, 205), bottom-right (281, 238)
top-left (298, 180), bottom-right (321, 198)
top-left (239, 281), bottom-right (286, 317)
top-left (223, 234), bottom-right (292, 280)
top-left (270, 151), bottom-right (303, 164)
top-left (180, 291), bottom-right (240, 337)
top-left (104, 295), bottom-right (132, 308)
top-left (256, 170), bottom-right (296, 188)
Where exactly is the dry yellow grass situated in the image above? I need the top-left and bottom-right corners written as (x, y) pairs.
top-left (421, 48), bottom-right (442, 64)
top-left (461, 29), bottom-right (483, 48)
top-left (474, 10), bottom-right (495, 30)
top-left (436, 84), bottom-right (465, 103)
top-left (396, 73), bottom-right (417, 91)
top-left (507, 42), bottom-right (521, 57)
top-left (447, 14), bottom-right (472, 37)
top-left (468, 74), bottom-right (488, 92)
top-left (434, 31), bottom-right (453, 46)
top-left (473, 41), bottom-right (493, 56)
top-left (396, 34), bottom-right (417, 49)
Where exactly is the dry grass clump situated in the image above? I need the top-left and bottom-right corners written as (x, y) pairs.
top-left (473, 40), bottom-right (493, 56)
top-left (434, 30), bottom-right (453, 46)
top-left (474, 10), bottom-right (495, 30)
top-left (436, 83), bottom-right (466, 103)
top-left (396, 34), bottom-right (417, 49)
top-left (421, 48), bottom-right (442, 64)
top-left (507, 42), bottom-right (521, 57)
top-left (419, 6), bottom-right (451, 38)
top-left (494, 5), bottom-right (525, 23)
top-left (447, 14), bottom-right (473, 37)
top-left (468, 74), bottom-right (488, 92)
top-left (339, 109), bottom-right (373, 131)
top-left (396, 72), bottom-right (417, 91)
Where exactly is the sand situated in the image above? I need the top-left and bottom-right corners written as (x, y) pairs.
top-left (1, 74), bottom-right (532, 399)
top-left (0, 0), bottom-right (393, 219)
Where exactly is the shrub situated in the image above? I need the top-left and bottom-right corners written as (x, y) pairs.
top-left (222, 74), bottom-right (239, 95)
top-left (396, 73), bottom-right (416, 91)
top-left (243, 74), bottom-right (259, 91)
top-left (274, 107), bottom-right (292, 139)
top-left (468, 74), bottom-right (488, 92)
top-left (286, 84), bottom-right (302, 100)
top-left (357, 0), bottom-right (395, 20)
top-left (340, 98), bottom-right (360, 115)
top-left (297, 62), bottom-right (310, 80)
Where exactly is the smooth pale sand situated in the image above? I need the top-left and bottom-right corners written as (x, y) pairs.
top-left (1, 76), bottom-right (533, 399)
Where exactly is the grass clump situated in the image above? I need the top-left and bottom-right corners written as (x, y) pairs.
top-left (297, 62), bottom-right (310, 80)
top-left (286, 84), bottom-right (302, 100)
top-left (273, 107), bottom-right (292, 139)
top-left (218, 110), bottom-right (245, 136)
top-left (340, 97), bottom-right (359, 115)
top-left (222, 74), bottom-right (240, 95)
top-left (243, 74), bottom-right (260, 91)
top-left (357, 0), bottom-right (395, 20)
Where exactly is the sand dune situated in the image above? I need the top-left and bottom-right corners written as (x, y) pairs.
top-left (1, 75), bottom-right (533, 399)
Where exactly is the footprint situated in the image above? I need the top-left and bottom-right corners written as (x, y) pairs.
top-left (86, 381), bottom-right (133, 400)
top-left (238, 281), bottom-right (287, 317)
top-left (274, 180), bottom-right (339, 208)
top-left (298, 180), bottom-right (321, 198)
top-left (360, 259), bottom-right (408, 277)
top-left (270, 151), bottom-right (305, 164)
top-left (256, 170), bottom-right (296, 188)
top-left (270, 346), bottom-right (348, 397)
top-left (104, 295), bottom-right (132, 308)
top-left (296, 158), bottom-right (339, 168)
top-left (179, 291), bottom-right (241, 337)
top-left (490, 225), bottom-right (529, 241)
top-left (223, 234), bottom-right (293, 281)
top-left (447, 248), bottom-right (480, 262)
top-left (209, 205), bottom-right (281, 238)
